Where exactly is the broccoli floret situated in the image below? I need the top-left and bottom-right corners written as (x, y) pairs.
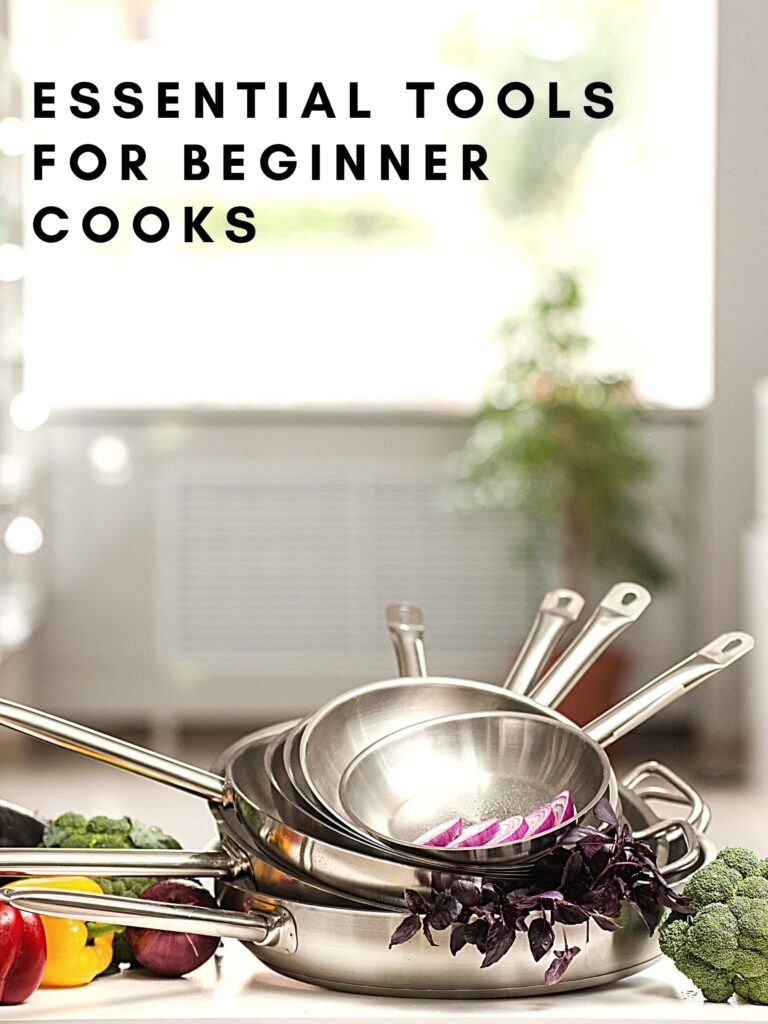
top-left (735, 974), bottom-right (768, 1005)
top-left (87, 816), bottom-right (132, 837)
top-left (53, 812), bottom-right (88, 832)
top-left (733, 949), bottom-right (768, 978)
top-left (97, 877), bottom-right (157, 898)
top-left (731, 897), bottom-right (768, 939)
top-left (736, 876), bottom-right (768, 900)
top-left (661, 846), bottom-right (768, 1005)
top-left (682, 861), bottom-right (740, 910)
top-left (717, 847), bottom-right (762, 879)
top-left (659, 918), bottom-right (689, 960)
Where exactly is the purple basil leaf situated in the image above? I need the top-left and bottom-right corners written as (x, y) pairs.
top-left (561, 851), bottom-right (584, 889)
top-left (450, 879), bottom-right (481, 907)
top-left (389, 914), bottom-right (421, 947)
top-left (545, 945), bottom-right (582, 985)
top-left (404, 889), bottom-right (427, 914)
top-left (422, 917), bottom-right (437, 947)
top-left (593, 798), bottom-right (618, 831)
top-left (430, 893), bottom-right (463, 930)
top-left (528, 917), bottom-right (554, 962)
top-left (449, 923), bottom-right (468, 956)
top-left (480, 920), bottom-right (516, 968)
top-left (591, 913), bottom-right (621, 932)
top-left (553, 901), bottom-right (590, 925)
top-left (463, 918), bottom-right (489, 947)
top-left (560, 824), bottom-right (601, 845)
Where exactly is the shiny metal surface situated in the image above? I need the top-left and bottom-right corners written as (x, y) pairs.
top-left (529, 582), bottom-right (652, 706)
top-left (503, 588), bottom-right (584, 693)
top-left (585, 631), bottom-right (754, 746)
top-left (386, 603), bottom-right (427, 678)
top-left (1, 816), bottom-right (715, 999)
top-left (339, 711), bottom-right (613, 865)
top-left (299, 676), bottom-right (578, 831)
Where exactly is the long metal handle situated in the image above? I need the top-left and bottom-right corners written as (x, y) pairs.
top-left (529, 582), bottom-right (652, 707)
top-left (0, 848), bottom-right (236, 878)
top-left (623, 760), bottom-right (709, 832)
top-left (386, 603), bottom-right (427, 677)
top-left (503, 589), bottom-right (584, 693)
top-left (0, 699), bottom-right (230, 804)
top-left (586, 631), bottom-right (754, 747)
top-left (0, 886), bottom-right (295, 950)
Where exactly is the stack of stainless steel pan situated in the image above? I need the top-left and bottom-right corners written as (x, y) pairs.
top-left (0, 583), bottom-right (752, 997)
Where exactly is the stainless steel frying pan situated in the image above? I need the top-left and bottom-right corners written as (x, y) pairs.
top-left (0, 801), bottom-right (714, 999)
top-left (301, 629), bottom-right (751, 841)
top-left (278, 585), bottom-right (645, 822)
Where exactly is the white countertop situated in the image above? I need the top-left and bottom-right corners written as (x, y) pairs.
top-left (1, 941), bottom-right (764, 1023)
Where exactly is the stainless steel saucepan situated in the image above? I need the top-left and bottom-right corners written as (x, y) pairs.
top-left (298, 583), bottom-right (652, 827)
top-left (0, 779), bottom-right (714, 998)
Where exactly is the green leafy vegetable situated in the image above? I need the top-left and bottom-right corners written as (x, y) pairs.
top-left (659, 846), bottom-right (768, 1004)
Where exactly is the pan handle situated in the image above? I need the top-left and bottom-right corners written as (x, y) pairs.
top-left (633, 818), bottom-right (701, 880)
top-left (528, 583), bottom-right (651, 707)
top-left (0, 886), bottom-right (298, 954)
top-left (585, 632), bottom-right (754, 747)
top-left (502, 589), bottom-right (584, 694)
top-left (0, 847), bottom-right (241, 878)
top-left (623, 760), bottom-right (710, 832)
top-left (0, 698), bottom-right (231, 804)
top-left (386, 603), bottom-right (427, 677)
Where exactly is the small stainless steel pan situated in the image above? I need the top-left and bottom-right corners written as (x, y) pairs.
top-left (336, 632), bottom-right (752, 863)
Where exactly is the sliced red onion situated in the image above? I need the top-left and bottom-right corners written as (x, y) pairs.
top-left (523, 804), bottom-right (556, 836)
top-left (488, 815), bottom-right (527, 846)
top-left (413, 816), bottom-right (463, 847)
top-left (549, 790), bottom-right (575, 826)
top-left (447, 818), bottom-right (500, 848)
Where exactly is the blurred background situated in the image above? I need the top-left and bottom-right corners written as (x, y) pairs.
top-left (0, 0), bottom-right (766, 849)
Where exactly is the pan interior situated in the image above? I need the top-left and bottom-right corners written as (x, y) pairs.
top-left (340, 712), bottom-right (609, 845)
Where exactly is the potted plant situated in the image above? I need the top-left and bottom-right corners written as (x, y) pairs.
top-left (459, 271), bottom-right (673, 721)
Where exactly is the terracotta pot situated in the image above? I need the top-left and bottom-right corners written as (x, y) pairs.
top-left (554, 647), bottom-right (631, 726)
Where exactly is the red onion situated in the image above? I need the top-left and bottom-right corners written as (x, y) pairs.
top-left (447, 818), bottom-right (500, 848)
top-left (489, 815), bottom-right (527, 845)
top-left (523, 804), bottom-right (556, 836)
top-left (414, 816), bottom-right (463, 847)
top-left (549, 790), bottom-right (575, 826)
top-left (126, 881), bottom-right (220, 977)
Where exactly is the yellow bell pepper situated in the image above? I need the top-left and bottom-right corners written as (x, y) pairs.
top-left (7, 877), bottom-right (113, 987)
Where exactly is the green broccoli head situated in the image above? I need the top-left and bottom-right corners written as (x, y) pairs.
top-left (717, 847), bottom-right (763, 880)
top-left (661, 847), bottom-right (768, 1005)
top-left (97, 876), bottom-right (158, 898)
top-left (682, 861), bottom-right (741, 910)
top-left (87, 816), bottom-right (132, 837)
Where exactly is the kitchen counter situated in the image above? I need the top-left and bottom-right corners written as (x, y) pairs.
top-left (2, 942), bottom-right (765, 1023)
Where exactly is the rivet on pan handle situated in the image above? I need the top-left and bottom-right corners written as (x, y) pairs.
top-left (529, 583), bottom-right (652, 708)
top-left (585, 632), bottom-right (754, 748)
top-left (0, 886), bottom-right (297, 953)
top-left (503, 589), bottom-right (585, 694)
top-left (386, 603), bottom-right (427, 678)
top-left (0, 698), bottom-right (231, 804)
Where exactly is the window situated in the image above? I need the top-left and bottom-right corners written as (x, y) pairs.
top-left (10, 0), bottom-right (716, 410)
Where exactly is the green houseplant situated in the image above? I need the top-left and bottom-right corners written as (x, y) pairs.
top-left (460, 272), bottom-right (672, 717)
top-left (461, 271), bottom-right (671, 598)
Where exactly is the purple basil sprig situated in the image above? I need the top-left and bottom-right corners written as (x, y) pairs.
top-left (388, 799), bottom-right (693, 984)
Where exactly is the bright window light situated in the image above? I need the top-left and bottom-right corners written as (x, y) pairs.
top-left (9, 391), bottom-right (50, 431)
top-left (88, 435), bottom-right (130, 477)
top-left (0, 116), bottom-right (29, 156)
top-left (0, 244), bottom-right (26, 283)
